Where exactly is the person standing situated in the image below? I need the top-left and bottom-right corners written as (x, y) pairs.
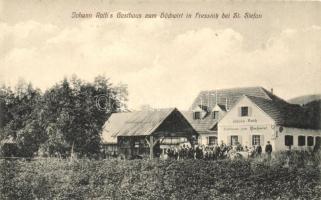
top-left (265, 141), bottom-right (273, 161)
top-left (256, 145), bottom-right (262, 158)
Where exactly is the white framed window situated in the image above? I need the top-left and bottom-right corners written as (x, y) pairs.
top-left (252, 135), bottom-right (261, 145)
top-left (241, 106), bottom-right (249, 117)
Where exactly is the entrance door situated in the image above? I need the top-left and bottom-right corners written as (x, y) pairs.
top-left (230, 135), bottom-right (239, 145)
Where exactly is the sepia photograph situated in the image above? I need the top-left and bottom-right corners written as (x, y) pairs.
top-left (1, 0), bottom-right (321, 199)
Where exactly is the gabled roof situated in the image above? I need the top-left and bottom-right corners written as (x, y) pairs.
top-left (190, 86), bottom-right (286, 111)
top-left (181, 111), bottom-right (219, 134)
top-left (246, 95), bottom-right (315, 129)
top-left (101, 108), bottom-right (197, 144)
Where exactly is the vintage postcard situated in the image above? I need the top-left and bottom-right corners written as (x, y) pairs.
top-left (1, 0), bottom-right (321, 199)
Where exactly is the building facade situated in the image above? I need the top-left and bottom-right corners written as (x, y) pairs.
top-left (184, 86), bottom-right (285, 147)
top-left (218, 95), bottom-right (321, 151)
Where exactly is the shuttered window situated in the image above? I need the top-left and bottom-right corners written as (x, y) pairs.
top-left (260, 135), bottom-right (264, 146)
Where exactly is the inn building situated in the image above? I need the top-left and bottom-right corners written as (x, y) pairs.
top-left (182, 86), bottom-right (285, 146)
top-left (218, 95), bottom-right (321, 151)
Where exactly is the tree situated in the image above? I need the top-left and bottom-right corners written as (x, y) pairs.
top-left (39, 75), bottom-right (128, 157)
top-left (0, 81), bottom-right (45, 157)
top-left (0, 75), bottom-right (128, 158)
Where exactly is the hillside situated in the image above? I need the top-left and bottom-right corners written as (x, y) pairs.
top-left (288, 94), bottom-right (321, 105)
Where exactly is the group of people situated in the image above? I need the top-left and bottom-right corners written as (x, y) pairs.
top-left (164, 141), bottom-right (273, 160)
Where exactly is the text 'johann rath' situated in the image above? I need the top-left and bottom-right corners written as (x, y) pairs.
top-left (71, 11), bottom-right (263, 19)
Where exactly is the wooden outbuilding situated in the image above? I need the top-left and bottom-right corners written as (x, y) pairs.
top-left (101, 108), bottom-right (198, 159)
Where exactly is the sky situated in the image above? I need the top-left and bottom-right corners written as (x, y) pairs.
top-left (0, 0), bottom-right (321, 110)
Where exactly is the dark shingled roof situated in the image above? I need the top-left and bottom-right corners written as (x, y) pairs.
top-left (190, 86), bottom-right (286, 111)
top-left (246, 95), bottom-right (314, 129)
top-left (302, 100), bottom-right (321, 129)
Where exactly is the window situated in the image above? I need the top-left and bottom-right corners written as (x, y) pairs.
top-left (134, 141), bottom-right (140, 148)
top-left (241, 106), bottom-right (248, 117)
top-left (231, 136), bottom-right (238, 146)
top-left (212, 111), bottom-right (219, 119)
top-left (208, 136), bottom-right (217, 146)
top-left (198, 137), bottom-right (202, 145)
top-left (193, 112), bottom-right (201, 119)
top-left (252, 135), bottom-right (261, 145)
top-left (307, 136), bottom-right (314, 146)
top-left (298, 136), bottom-right (306, 146)
top-left (285, 135), bottom-right (293, 146)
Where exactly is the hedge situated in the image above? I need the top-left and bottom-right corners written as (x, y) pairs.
top-left (1, 156), bottom-right (321, 199)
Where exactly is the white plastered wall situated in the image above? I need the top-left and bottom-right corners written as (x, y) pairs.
top-left (218, 96), bottom-right (276, 150)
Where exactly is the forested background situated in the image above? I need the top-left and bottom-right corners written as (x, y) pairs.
top-left (0, 75), bottom-right (128, 158)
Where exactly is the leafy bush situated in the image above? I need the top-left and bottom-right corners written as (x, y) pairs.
top-left (0, 157), bottom-right (321, 199)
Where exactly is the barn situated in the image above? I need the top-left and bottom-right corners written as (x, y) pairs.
top-left (101, 108), bottom-right (198, 159)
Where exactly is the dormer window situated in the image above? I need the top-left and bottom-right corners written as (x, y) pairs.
top-left (241, 106), bottom-right (249, 117)
top-left (193, 111), bottom-right (201, 119)
top-left (212, 111), bottom-right (219, 119)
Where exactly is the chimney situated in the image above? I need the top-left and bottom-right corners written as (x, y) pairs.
top-left (271, 88), bottom-right (273, 94)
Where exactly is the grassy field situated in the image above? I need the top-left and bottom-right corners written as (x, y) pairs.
top-left (1, 153), bottom-right (321, 200)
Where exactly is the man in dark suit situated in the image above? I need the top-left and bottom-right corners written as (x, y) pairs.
top-left (265, 141), bottom-right (273, 161)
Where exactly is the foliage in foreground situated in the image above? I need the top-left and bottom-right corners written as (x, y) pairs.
top-left (1, 155), bottom-right (321, 200)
